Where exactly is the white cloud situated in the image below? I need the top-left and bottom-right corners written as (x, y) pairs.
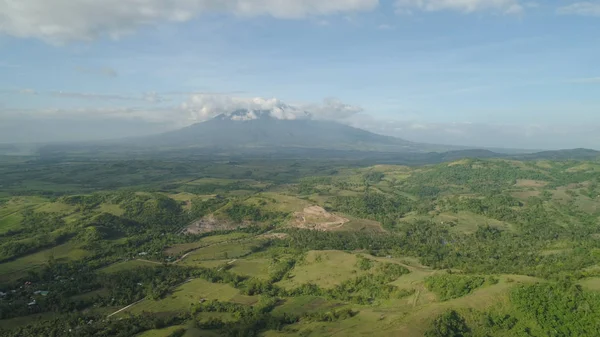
top-left (566, 76), bottom-right (600, 84)
top-left (19, 88), bottom-right (37, 95)
top-left (75, 66), bottom-right (118, 78)
top-left (557, 2), bottom-right (600, 16)
top-left (49, 91), bottom-right (135, 101)
top-left (0, 0), bottom-right (379, 43)
top-left (377, 24), bottom-right (394, 30)
top-left (182, 94), bottom-right (362, 122)
top-left (305, 98), bottom-right (364, 120)
top-left (395, 0), bottom-right (524, 14)
top-left (11, 89), bottom-right (170, 103)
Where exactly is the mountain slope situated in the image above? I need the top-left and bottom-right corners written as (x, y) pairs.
top-left (141, 110), bottom-right (422, 152)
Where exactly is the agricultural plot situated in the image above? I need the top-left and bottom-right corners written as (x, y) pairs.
top-left (179, 240), bottom-right (263, 265)
top-left (125, 279), bottom-right (258, 315)
top-left (99, 260), bottom-right (160, 274)
top-left (165, 232), bottom-right (251, 256)
top-left (277, 251), bottom-right (368, 290)
top-left (0, 242), bottom-right (88, 283)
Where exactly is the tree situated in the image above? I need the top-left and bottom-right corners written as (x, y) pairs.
top-left (425, 310), bottom-right (471, 337)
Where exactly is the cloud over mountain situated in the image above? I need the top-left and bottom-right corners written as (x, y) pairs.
top-left (181, 94), bottom-right (363, 122)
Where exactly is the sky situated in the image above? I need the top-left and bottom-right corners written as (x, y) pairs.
top-left (0, 0), bottom-right (599, 149)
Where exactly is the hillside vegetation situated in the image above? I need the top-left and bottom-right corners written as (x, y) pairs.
top-left (1, 154), bottom-right (600, 336)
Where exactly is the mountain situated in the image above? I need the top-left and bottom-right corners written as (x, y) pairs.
top-left (140, 109), bottom-right (429, 152)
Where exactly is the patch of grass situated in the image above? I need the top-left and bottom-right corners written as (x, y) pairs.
top-left (0, 242), bottom-right (88, 283)
top-left (228, 258), bottom-right (271, 279)
top-left (179, 240), bottom-right (261, 265)
top-left (169, 192), bottom-right (198, 202)
top-left (511, 190), bottom-right (541, 200)
top-left (272, 296), bottom-right (342, 316)
top-left (276, 251), bottom-right (367, 290)
top-left (135, 325), bottom-right (187, 337)
top-left (98, 203), bottom-right (124, 216)
top-left (186, 178), bottom-right (241, 186)
top-left (71, 288), bottom-right (110, 302)
top-left (165, 233), bottom-right (250, 256)
top-left (578, 277), bottom-right (600, 292)
top-left (126, 279), bottom-right (257, 315)
top-left (515, 180), bottom-right (548, 188)
top-left (35, 202), bottom-right (76, 214)
top-left (0, 212), bottom-right (22, 234)
top-left (98, 260), bottom-right (160, 274)
top-left (246, 193), bottom-right (312, 213)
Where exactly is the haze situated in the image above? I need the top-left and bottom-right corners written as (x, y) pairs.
top-left (1, 0), bottom-right (599, 150)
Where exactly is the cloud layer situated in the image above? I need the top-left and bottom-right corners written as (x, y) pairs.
top-left (5, 91), bottom-right (363, 125)
top-left (352, 117), bottom-right (600, 150)
top-left (0, 0), bottom-right (378, 43)
top-left (395, 0), bottom-right (524, 14)
top-left (557, 2), bottom-right (600, 17)
top-left (181, 94), bottom-right (363, 122)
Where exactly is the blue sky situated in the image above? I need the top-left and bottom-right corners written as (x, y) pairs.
top-left (0, 0), bottom-right (599, 149)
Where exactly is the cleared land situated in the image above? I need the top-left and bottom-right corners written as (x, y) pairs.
top-left (124, 279), bottom-right (258, 315)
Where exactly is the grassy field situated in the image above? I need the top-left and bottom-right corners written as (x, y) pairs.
top-left (0, 242), bottom-right (88, 283)
top-left (245, 192), bottom-right (311, 213)
top-left (400, 211), bottom-right (515, 234)
top-left (0, 213), bottom-right (22, 234)
top-left (165, 232), bottom-right (251, 256)
top-left (0, 196), bottom-right (47, 233)
top-left (34, 202), bottom-right (76, 214)
top-left (579, 277), bottom-right (600, 291)
top-left (125, 279), bottom-right (258, 315)
top-left (266, 275), bottom-right (541, 337)
top-left (228, 258), bottom-right (271, 279)
top-left (99, 259), bottom-right (160, 274)
top-left (135, 325), bottom-right (187, 337)
top-left (276, 251), bottom-right (367, 290)
top-left (98, 203), bottom-right (124, 216)
top-left (179, 240), bottom-right (262, 265)
top-left (271, 296), bottom-right (344, 316)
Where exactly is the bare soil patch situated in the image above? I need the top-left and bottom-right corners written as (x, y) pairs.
top-left (515, 179), bottom-right (548, 188)
top-left (183, 215), bottom-right (241, 235)
top-left (290, 206), bottom-right (349, 231)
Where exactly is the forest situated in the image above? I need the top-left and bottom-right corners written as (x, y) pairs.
top-left (0, 152), bottom-right (600, 336)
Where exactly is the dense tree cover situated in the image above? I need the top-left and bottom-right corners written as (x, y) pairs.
top-left (0, 210), bottom-right (75, 262)
top-left (280, 220), bottom-right (600, 279)
top-left (425, 310), bottom-right (471, 337)
top-left (363, 171), bottom-right (384, 184)
top-left (439, 194), bottom-right (522, 222)
top-left (329, 193), bottom-right (413, 228)
top-left (225, 203), bottom-right (288, 223)
top-left (512, 282), bottom-right (600, 337)
top-left (190, 196), bottom-right (229, 220)
top-left (424, 275), bottom-right (491, 301)
top-left (0, 312), bottom-right (188, 337)
top-left (400, 160), bottom-right (549, 195)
